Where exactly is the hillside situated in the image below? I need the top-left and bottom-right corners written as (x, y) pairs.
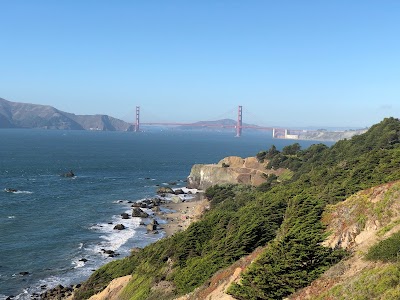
top-left (69, 117), bottom-right (400, 300)
top-left (177, 119), bottom-right (258, 130)
top-left (0, 98), bottom-right (133, 131)
top-left (289, 180), bottom-right (400, 299)
top-left (297, 128), bottom-right (367, 141)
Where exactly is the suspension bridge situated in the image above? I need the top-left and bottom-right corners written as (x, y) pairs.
top-left (133, 105), bottom-right (305, 138)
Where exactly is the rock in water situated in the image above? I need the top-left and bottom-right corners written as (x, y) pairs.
top-left (174, 189), bottom-right (184, 195)
top-left (147, 224), bottom-right (157, 231)
top-left (156, 187), bottom-right (174, 194)
top-left (19, 271), bottom-right (30, 276)
top-left (61, 170), bottom-right (75, 178)
top-left (113, 224), bottom-right (125, 230)
top-left (121, 213), bottom-right (130, 219)
top-left (132, 207), bottom-right (149, 218)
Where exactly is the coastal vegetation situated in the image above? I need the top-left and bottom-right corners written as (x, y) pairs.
top-left (366, 231), bottom-right (400, 262)
top-left (74, 117), bottom-right (400, 299)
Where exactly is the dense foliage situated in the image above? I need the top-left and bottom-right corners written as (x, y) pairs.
top-left (366, 231), bottom-right (400, 262)
top-left (75, 117), bottom-right (400, 300)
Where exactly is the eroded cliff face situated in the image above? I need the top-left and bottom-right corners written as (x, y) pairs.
top-left (187, 156), bottom-right (283, 189)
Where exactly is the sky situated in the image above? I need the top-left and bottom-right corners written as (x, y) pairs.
top-left (1, 1), bottom-right (399, 128)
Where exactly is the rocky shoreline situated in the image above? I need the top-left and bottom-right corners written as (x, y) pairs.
top-left (38, 186), bottom-right (207, 300)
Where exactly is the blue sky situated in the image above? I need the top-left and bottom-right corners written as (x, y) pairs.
top-left (1, 1), bottom-right (399, 127)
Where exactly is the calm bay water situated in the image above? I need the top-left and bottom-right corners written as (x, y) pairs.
top-left (0, 129), bottom-right (323, 299)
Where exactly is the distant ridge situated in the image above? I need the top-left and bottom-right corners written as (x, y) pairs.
top-left (177, 118), bottom-right (259, 130)
top-left (0, 98), bottom-right (134, 131)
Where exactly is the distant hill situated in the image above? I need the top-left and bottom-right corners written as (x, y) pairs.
top-left (177, 118), bottom-right (259, 130)
top-left (0, 98), bottom-right (134, 131)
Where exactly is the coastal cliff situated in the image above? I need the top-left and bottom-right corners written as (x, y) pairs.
top-left (187, 156), bottom-right (284, 189)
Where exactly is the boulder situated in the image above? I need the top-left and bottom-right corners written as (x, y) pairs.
top-left (152, 198), bottom-right (161, 206)
top-left (19, 271), bottom-right (30, 276)
top-left (171, 195), bottom-right (182, 203)
top-left (147, 224), bottom-right (157, 231)
top-left (174, 189), bottom-right (184, 195)
top-left (156, 187), bottom-right (174, 194)
top-left (113, 224), bottom-right (125, 230)
top-left (132, 208), bottom-right (149, 218)
top-left (152, 206), bottom-right (161, 213)
top-left (61, 170), bottom-right (75, 178)
top-left (121, 213), bottom-right (130, 219)
top-left (150, 218), bottom-right (159, 225)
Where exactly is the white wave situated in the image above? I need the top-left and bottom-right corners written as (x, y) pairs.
top-left (8, 216), bottom-right (15, 219)
top-left (112, 200), bottom-right (126, 204)
top-left (89, 208), bottom-right (142, 255)
top-left (78, 242), bottom-right (84, 249)
top-left (13, 190), bottom-right (33, 194)
top-left (72, 259), bottom-right (85, 269)
top-left (14, 290), bottom-right (29, 300)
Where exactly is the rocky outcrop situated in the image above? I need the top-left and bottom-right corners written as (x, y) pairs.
top-left (113, 224), bottom-right (125, 230)
top-left (156, 187), bottom-right (175, 194)
top-left (132, 207), bottom-right (149, 218)
top-left (322, 180), bottom-right (400, 251)
top-left (40, 284), bottom-right (77, 299)
top-left (88, 275), bottom-right (132, 300)
top-left (121, 213), bottom-right (130, 219)
top-left (187, 156), bottom-right (285, 189)
top-left (61, 170), bottom-right (75, 178)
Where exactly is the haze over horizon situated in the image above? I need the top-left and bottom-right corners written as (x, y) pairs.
top-left (1, 1), bottom-right (399, 128)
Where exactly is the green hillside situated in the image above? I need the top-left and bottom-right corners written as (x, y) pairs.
top-left (74, 117), bottom-right (400, 300)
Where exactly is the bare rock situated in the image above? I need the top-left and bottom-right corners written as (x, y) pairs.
top-left (113, 224), bottom-right (126, 230)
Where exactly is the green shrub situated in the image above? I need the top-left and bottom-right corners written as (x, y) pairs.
top-left (366, 231), bottom-right (400, 262)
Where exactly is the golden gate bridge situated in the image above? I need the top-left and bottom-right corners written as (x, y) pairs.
top-left (133, 105), bottom-right (306, 138)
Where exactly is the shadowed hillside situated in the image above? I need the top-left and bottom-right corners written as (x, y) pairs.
top-left (0, 98), bottom-right (133, 131)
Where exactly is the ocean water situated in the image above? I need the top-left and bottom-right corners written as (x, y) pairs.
top-left (0, 129), bottom-right (322, 299)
